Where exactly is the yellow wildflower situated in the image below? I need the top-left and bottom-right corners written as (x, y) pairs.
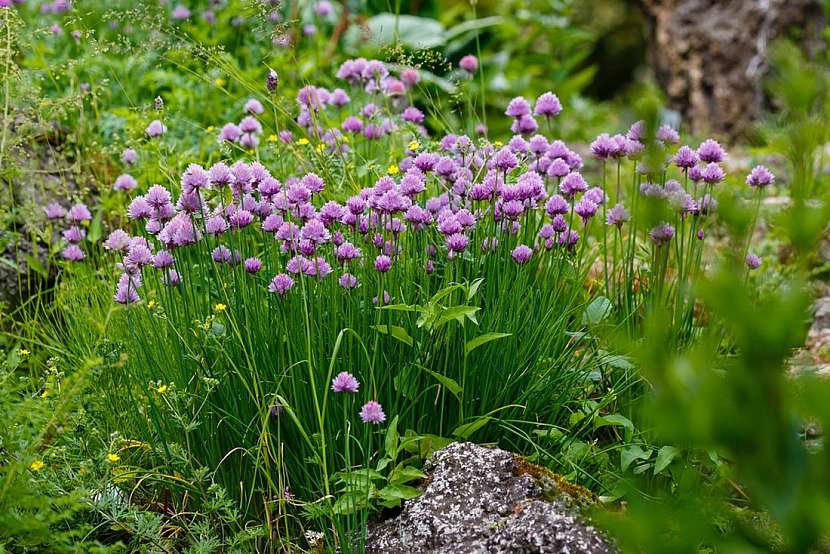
top-left (41, 390), bottom-right (49, 399)
top-left (107, 453), bottom-right (121, 463)
top-left (147, 300), bottom-right (156, 309)
top-left (30, 460), bottom-right (45, 471)
top-left (214, 303), bottom-right (226, 312)
top-left (408, 140), bottom-right (420, 151)
top-left (316, 143), bottom-right (326, 153)
top-left (494, 140), bottom-right (503, 148)
top-left (387, 165), bottom-right (400, 175)
top-left (268, 134), bottom-right (278, 143)
top-left (19, 348), bottom-right (30, 358)
top-left (157, 384), bottom-right (168, 394)
top-left (214, 78), bottom-right (226, 87)
top-left (297, 138), bottom-right (310, 146)
top-left (206, 126), bottom-right (215, 133)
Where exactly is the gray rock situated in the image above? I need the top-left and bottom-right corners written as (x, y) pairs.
top-left (366, 442), bottom-right (614, 554)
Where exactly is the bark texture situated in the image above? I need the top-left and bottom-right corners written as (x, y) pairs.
top-left (639, 0), bottom-right (823, 138)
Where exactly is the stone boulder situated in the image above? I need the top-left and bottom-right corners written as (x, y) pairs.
top-left (366, 442), bottom-right (614, 554)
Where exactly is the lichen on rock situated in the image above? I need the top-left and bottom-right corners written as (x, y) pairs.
top-left (366, 441), bottom-right (615, 553)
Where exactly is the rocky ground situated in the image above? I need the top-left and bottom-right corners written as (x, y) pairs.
top-left (366, 442), bottom-right (615, 554)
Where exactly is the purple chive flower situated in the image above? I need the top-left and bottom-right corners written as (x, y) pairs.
top-left (745, 253), bottom-right (762, 270)
top-left (459, 55), bottom-right (478, 73)
top-left (590, 133), bottom-right (619, 160)
top-left (212, 245), bottom-right (233, 264)
top-left (149, 249), bottom-right (174, 269)
top-left (268, 273), bottom-right (294, 296)
top-left (674, 145), bottom-right (698, 169)
top-left (606, 203), bottom-right (630, 228)
top-left (584, 187), bottom-right (607, 205)
top-left (447, 233), bottom-right (469, 253)
top-left (145, 119), bottom-right (167, 138)
top-left (559, 172), bottom-right (588, 198)
top-left (205, 215), bottom-right (229, 235)
top-left (267, 69), bottom-right (279, 92)
top-left (505, 97), bottom-right (531, 118)
top-left (545, 194), bottom-right (571, 217)
top-left (402, 106), bottom-right (424, 124)
top-left (114, 174), bottom-right (137, 191)
top-left (113, 273), bottom-right (140, 304)
top-left (67, 203), bottom-right (92, 223)
top-left (239, 116), bottom-right (262, 134)
top-left (574, 198), bottom-right (598, 223)
top-left (491, 147), bottom-right (518, 172)
top-left (534, 91), bottom-right (562, 118)
top-left (62, 226), bottom-right (86, 243)
top-left (218, 123), bottom-right (241, 142)
top-left (121, 148), bottom-right (138, 166)
top-left (374, 254), bottom-right (392, 273)
top-left (61, 244), bottom-right (85, 261)
top-left (244, 98), bottom-right (264, 115)
top-left (359, 400), bottom-right (386, 424)
top-left (746, 165), bottom-right (774, 188)
top-left (558, 229), bottom-right (579, 249)
top-left (244, 257), bottom-right (263, 273)
top-left (339, 272), bottom-right (359, 289)
top-left (128, 196), bottom-right (152, 220)
top-left (331, 371), bottom-right (359, 393)
top-left (44, 202), bottom-right (66, 220)
top-left (697, 139), bottom-right (726, 163)
top-left (511, 244), bottom-right (533, 264)
top-left (171, 4), bottom-right (190, 20)
top-left (335, 242), bottom-right (362, 262)
top-left (657, 125), bottom-right (680, 144)
top-left (649, 223), bottom-right (675, 246)
top-left (103, 229), bottom-right (131, 252)
top-left (511, 114), bottom-right (538, 135)
top-left (701, 162), bottom-right (725, 184)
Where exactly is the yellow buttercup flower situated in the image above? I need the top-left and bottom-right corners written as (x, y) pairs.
top-left (41, 390), bottom-right (49, 399)
top-left (147, 300), bottom-right (156, 309)
top-left (494, 140), bottom-right (503, 148)
top-left (206, 126), bottom-right (215, 133)
top-left (214, 78), bottom-right (226, 87)
top-left (297, 138), bottom-right (310, 146)
top-left (214, 303), bottom-right (226, 312)
top-left (387, 165), bottom-right (400, 175)
top-left (268, 134), bottom-right (278, 143)
top-left (19, 348), bottom-right (30, 358)
top-left (341, 135), bottom-right (350, 144)
top-left (107, 453), bottom-right (121, 463)
top-left (408, 140), bottom-right (420, 151)
top-left (316, 143), bottom-right (326, 153)
top-left (30, 460), bottom-right (45, 471)
top-left (157, 384), bottom-right (168, 394)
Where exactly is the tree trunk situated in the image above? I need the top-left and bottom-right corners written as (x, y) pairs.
top-left (638, 0), bottom-right (823, 139)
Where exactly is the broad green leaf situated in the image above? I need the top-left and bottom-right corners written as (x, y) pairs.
top-left (364, 14), bottom-right (446, 49)
top-left (372, 325), bottom-right (413, 347)
top-left (603, 354), bottom-right (634, 370)
top-left (654, 446), bottom-right (680, 475)
top-left (466, 278), bottom-right (484, 300)
top-left (465, 332), bottom-right (511, 355)
top-left (378, 303), bottom-right (418, 313)
top-left (594, 414), bottom-right (635, 441)
top-left (453, 416), bottom-right (490, 439)
top-left (388, 465), bottom-right (427, 486)
top-left (24, 254), bottom-right (47, 278)
top-left (444, 16), bottom-right (504, 42)
top-left (378, 484), bottom-right (421, 501)
top-left (435, 305), bottom-right (480, 329)
top-left (335, 468), bottom-right (383, 486)
top-left (620, 445), bottom-right (651, 472)
top-left (332, 490), bottom-right (371, 515)
top-left (385, 416), bottom-right (400, 460)
top-left (422, 368), bottom-right (462, 399)
top-left (582, 296), bottom-right (613, 325)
